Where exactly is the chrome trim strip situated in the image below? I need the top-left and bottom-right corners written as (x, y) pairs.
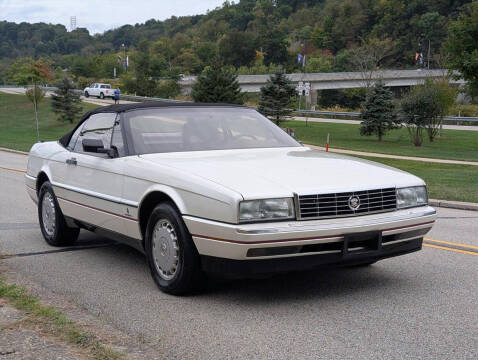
top-left (51, 181), bottom-right (138, 207)
top-left (244, 249), bottom-right (342, 260)
top-left (383, 236), bottom-right (422, 246)
top-left (293, 192), bottom-right (301, 220)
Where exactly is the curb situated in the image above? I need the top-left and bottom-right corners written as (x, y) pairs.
top-left (429, 199), bottom-right (478, 212)
top-left (0, 147), bottom-right (28, 155)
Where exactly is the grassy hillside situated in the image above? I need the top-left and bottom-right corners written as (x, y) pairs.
top-left (0, 92), bottom-right (99, 152)
top-left (1, 0), bottom-right (473, 81)
top-left (283, 120), bottom-right (478, 162)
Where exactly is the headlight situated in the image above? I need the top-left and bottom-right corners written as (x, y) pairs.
top-left (239, 198), bottom-right (295, 222)
top-left (396, 186), bottom-right (428, 209)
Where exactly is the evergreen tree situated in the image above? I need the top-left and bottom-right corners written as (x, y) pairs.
top-left (258, 70), bottom-right (296, 126)
top-left (51, 78), bottom-right (82, 124)
top-left (359, 81), bottom-right (399, 141)
top-left (191, 61), bottom-right (244, 104)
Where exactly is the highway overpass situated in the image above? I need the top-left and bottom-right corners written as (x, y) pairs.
top-left (179, 69), bottom-right (463, 104)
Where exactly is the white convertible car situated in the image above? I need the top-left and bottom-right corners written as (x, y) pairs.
top-left (25, 102), bottom-right (436, 294)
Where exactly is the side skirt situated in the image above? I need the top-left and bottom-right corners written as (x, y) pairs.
top-left (65, 216), bottom-right (145, 254)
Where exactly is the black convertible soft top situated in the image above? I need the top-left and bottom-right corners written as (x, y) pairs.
top-left (59, 101), bottom-right (246, 147)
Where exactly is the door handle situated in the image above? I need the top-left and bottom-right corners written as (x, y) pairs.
top-left (66, 157), bottom-right (77, 165)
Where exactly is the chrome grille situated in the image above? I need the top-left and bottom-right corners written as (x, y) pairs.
top-left (297, 188), bottom-right (397, 220)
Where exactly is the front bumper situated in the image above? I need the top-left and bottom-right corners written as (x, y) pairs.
top-left (183, 206), bottom-right (436, 272)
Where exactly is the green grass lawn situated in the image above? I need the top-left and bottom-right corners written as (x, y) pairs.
top-left (283, 120), bottom-right (478, 162)
top-left (0, 92), bottom-right (99, 152)
top-left (357, 156), bottom-right (478, 203)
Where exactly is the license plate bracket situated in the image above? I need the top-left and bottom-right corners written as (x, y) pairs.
top-left (343, 231), bottom-right (382, 258)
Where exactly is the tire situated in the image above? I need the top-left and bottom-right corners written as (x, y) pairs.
top-left (99, 92), bottom-right (104, 99)
top-left (145, 202), bottom-right (203, 295)
top-left (38, 182), bottom-right (79, 246)
top-left (84, 91), bottom-right (89, 98)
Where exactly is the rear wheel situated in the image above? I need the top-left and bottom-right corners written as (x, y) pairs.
top-left (38, 182), bottom-right (79, 246)
top-left (99, 92), bottom-right (104, 99)
top-left (145, 202), bottom-right (203, 295)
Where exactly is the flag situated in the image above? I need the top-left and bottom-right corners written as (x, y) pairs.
top-left (298, 54), bottom-right (303, 64)
top-left (415, 53), bottom-right (419, 61)
top-left (302, 54), bottom-right (306, 68)
top-left (126, 55), bottom-right (129, 68)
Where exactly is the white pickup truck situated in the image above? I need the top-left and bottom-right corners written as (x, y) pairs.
top-left (83, 83), bottom-right (113, 99)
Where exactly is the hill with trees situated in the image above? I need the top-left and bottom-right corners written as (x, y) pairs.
top-left (0, 0), bottom-right (474, 86)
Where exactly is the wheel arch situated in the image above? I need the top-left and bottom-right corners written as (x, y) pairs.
top-left (137, 189), bottom-right (186, 240)
top-left (36, 171), bottom-right (50, 194)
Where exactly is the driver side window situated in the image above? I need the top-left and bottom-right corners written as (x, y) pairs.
top-left (73, 113), bottom-right (117, 155)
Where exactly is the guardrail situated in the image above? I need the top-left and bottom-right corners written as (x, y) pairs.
top-left (294, 110), bottom-right (478, 123)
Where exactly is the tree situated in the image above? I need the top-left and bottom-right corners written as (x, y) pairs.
top-left (422, 79), bottom-right (457, 141)
top-left (218, 31), bottom-right (257, 68)
top-left (6, 58), bottom-right (52, 86)
top-left (305, 52), bottom-right (333, 73)
top-left (25, 86), bottom-right (46, 105)
top-left (51, 77), bottom-right (82, 124)
top-left (311, 24), bottom-right (330, 50)
top-left (7, 58), bottom-right (52, 140)
top-left (444, 1), bottom-right (478, 97)
top-left (350, 38), bottom-right (395, 87)
top-left (191, 61), bottom-right (244, 104)
top-left (400, 79), bottom-right (455, 146)
top-left (134, 39), bottom-right (156, 96)
top-left (359, 81), bottom-right (399, 141)
top-left (260, 29), bottom-right (289, 66)
top-left (258, 70), bottom-right (296, 126)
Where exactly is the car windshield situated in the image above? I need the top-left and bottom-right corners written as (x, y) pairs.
top-left (124, 107), bottom-right (300, 154)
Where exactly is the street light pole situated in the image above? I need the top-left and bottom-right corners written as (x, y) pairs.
top-left (121, 44), bottom-right (126, 72)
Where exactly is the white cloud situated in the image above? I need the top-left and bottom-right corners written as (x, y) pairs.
top-left (0, 0), bottom-right (225, 34)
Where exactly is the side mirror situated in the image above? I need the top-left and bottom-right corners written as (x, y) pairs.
top-left (82, 138), bottom-right (116, 157)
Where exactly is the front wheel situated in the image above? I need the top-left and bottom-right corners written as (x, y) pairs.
top-left (38, 182), bottom-right (79, 246)
top-left (84, 91), bottom-right (89, 98)
top-left (145, 202), bottom-right (203, 295)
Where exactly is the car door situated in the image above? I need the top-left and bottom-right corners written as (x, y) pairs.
top-left (57, 112), bottom-right (129, 235)
top-left (92, 84), bottom-right (99, 97)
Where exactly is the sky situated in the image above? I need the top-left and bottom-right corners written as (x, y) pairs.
top-left (0, 0), bottom-right (226, 34)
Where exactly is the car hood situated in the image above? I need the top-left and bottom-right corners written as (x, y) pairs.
top-left (139, 147), bottom-right (425, 199)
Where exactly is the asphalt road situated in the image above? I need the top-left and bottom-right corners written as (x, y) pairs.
top-left (0, 151), bottom-right (477, 359)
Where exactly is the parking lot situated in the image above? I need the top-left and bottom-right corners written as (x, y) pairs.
top-left (1, 150), bottom-right (477, 359)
